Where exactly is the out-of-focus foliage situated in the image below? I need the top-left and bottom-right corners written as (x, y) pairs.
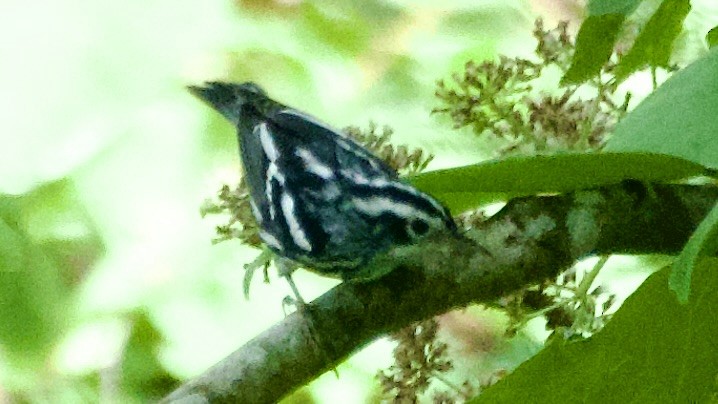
top-left (0, 179), bottom-right (104, 399)
top-left (0, 180), bottom-right (102, 367)
top-left (2, 0), bottom-right (718, 402)
top-left (120, 312), bottom-right (180, 402)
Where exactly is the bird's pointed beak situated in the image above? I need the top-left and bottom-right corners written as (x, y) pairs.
top-left (186, 84), bottom-right (210, 101)
top-left (187, 82), bottom-right (243, 123)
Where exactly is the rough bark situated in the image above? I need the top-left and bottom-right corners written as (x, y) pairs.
top-left (163, 183), bottom-right (718, 404)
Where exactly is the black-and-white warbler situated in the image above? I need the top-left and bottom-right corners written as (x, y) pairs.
top-left (189, 82), bottom-right (456, 281)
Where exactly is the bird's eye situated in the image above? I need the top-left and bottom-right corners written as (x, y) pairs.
top-left (408, 218), bottom-right (430, 238)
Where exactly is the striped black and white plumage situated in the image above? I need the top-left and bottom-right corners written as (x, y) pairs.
top-left (189, 82), bottom-right (456, 280)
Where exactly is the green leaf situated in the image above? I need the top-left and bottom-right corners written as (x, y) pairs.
top-left (614, 0), bottom-right (691, 81)
top-left (121, 311), bottom-right (179, 401)
top-left (474, 259), bottom-right (718, 403)
top-left (706, 25), bottom-right (718, 49)
top-left (0, 180), bottom-right (103, 376)
top-left (408, 152), bottom-right (705, 212)
top-left (669, 201), bottom-right (718, 303)
top-left (562, 0), bottom-right (645, 84)
top-left (0, 218), bottom-right (67, 371)
top-left (13, 179), bottom-right (104, 287)
top-left (587, 0), bottom-right (643, 16)
top-left (562, 14), bottom-right (625, 84)
top-left (605, 47), bottom-right (718, 169)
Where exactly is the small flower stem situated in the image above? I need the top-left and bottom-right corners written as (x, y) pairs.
top-left (433, 372), bottom-right (465, 395)
top-left (575, 255), bottom-right (610, 298)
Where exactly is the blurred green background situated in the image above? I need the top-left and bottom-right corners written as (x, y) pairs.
top-left (2, 0), bottom-right (716, 402)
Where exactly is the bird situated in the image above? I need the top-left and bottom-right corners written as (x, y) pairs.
top-left (188, 82), bottom-right (456, 298)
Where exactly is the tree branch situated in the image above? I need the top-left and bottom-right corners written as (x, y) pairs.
top-left (163, 182), bottom-right (718, 403)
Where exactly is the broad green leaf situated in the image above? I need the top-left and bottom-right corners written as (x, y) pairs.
top-left (562, 14), bottom-right (625, 84)
top-left (408, 152), bottom-right (705, 212)
top-left (588, 0), bottom-right (643, 16)
top-left (669, 201), bottom-right (718, 303)
top-left (475, 259), bottom-right (718, 403)
top-left (614, 0), bottom-right (691, 81)
top-left (707, 25), bottom-right (718, 49)
top-left (605, 47), bottom-right (718, 169)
